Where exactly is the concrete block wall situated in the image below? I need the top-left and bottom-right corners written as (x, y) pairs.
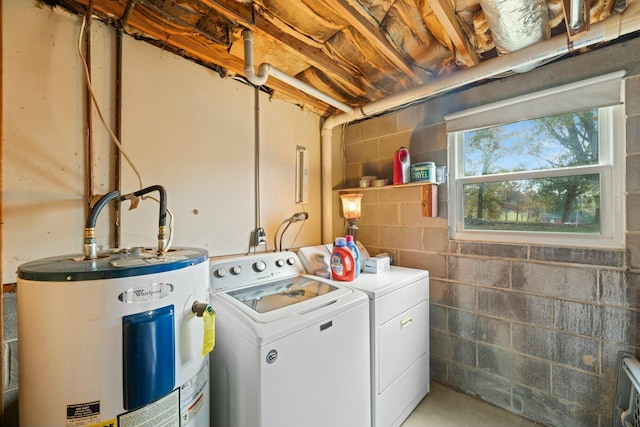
top-left (334, 64), bottom-right (640, 427)
top-left (3, 292), bottom-right (18, 425)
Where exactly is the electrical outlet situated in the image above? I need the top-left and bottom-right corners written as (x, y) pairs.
top-left (256, 228), bottom-right (267, 245)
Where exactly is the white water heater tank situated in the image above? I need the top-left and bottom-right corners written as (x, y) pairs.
top-left (17, 247), bottom-right (211, 427)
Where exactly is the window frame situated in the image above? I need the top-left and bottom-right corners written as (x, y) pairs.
top-left (446, 77), bottom-right (626, 249)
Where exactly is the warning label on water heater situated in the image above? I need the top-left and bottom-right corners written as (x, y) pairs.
top-left (66, 400), bottom-right (100, 426)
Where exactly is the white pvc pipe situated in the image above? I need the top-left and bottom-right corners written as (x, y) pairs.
top-left (243, 30), bottom-right (268, 86)
top-left (242, 30), bottom-right (353, 114)
top-left (320, 2), bottom-right (640, 242)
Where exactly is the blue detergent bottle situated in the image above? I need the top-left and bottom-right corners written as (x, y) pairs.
top-left (345, 235), bottom-right (360, 278)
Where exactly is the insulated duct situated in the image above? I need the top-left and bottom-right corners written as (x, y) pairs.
top-left (479, 0), bottom-right (551, 55)
top-left (570, 0), bottom-right (586, 32)
top-left (320, 1), bottom-right (640, 242)
top-left (242, 30), bottom-right (353, 114)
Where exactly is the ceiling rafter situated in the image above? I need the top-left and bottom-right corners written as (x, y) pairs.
top-left (322, 0), bottom-right (425, 84)
top-left (427, 0), bottom-right (480, 67)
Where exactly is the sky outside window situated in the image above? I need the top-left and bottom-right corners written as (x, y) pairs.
top-left (463, 109), bottom-right (599, 176)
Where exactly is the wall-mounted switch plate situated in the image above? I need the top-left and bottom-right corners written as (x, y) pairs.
top-left (256, 228), bottom-right (267, 245)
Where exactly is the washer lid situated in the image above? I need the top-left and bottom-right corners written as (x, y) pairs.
top-left (219, 276), bottom-right (352, 323)
top-left (17, 247), bottom-right (208, 282)
top-left (229, 276), bottom-right (338, 313)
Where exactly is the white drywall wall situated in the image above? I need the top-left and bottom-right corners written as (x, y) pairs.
top-left (2, 1), bottom-right (321, 283)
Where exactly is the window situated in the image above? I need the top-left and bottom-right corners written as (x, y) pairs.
top-left (446, 71), bottom-right (625, 248)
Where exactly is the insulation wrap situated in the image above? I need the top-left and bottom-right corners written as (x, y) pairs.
top-left (479, 0), bottom-right (551, 54)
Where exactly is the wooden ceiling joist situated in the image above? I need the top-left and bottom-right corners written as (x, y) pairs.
top-left (323, 0), bottom-right (425, 85)
top-left (427, 0), bottom-right (480, 67)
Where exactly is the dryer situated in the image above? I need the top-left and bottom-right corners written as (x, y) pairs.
top-left (298, 245), bottom-right (430, 427)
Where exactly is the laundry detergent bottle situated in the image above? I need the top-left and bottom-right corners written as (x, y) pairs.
top-left (345, 235), bottom-right (360, 278)
top-left (330, 237), bottom-right (355, 281)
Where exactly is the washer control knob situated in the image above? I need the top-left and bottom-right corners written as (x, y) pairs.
top-left (230, 265), bottom-right (242, 275)
top-left (215, 268), bottom-right (227, 278)
top-left (286, 257), bottom-right (296, 266)
top-left (254, 261), bottom-right (267, 272)
top-left (275, 259), bottom-right (285, 267)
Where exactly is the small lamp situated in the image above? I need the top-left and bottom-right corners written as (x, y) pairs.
top-left (340, 193), bottom-right (363, 241)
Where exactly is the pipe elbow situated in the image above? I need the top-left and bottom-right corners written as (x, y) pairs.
top-left (245, 67), bottom-right (269, 86)
top-left (243, 29), bottom-right (269, 86)
top-left (257, 63), bottom-right (271, 78)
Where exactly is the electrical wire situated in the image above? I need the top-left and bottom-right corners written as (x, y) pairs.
top-left (78, 16), bottom-right (144, 190)
top-left (78, 16), bottom-right (174, 255)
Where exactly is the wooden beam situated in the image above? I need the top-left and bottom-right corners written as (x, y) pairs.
top-left (454, 0), bottom-right (481, 12)
top-left (196, 0), bottom-right (254, 27)
top-left (421, 184), bottom-right (439, 217)
top-left (427, 0), bottom-right (480, 67)
top-left (323, 0), bottom-right (425, 84)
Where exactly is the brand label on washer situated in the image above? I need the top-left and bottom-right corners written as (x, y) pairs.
top-left (266, 349), bottom-right (278, 364)
top-left (118, 283), bottom-right (174, 303)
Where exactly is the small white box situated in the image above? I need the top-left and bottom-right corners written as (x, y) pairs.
top-left (364, 256), bottom-right (390, 273)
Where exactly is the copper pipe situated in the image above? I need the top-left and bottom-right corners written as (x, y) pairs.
top-left (114, 28), bottom-right (123, 247)
top-left (120, 0), bottom-right (138, 28)
top-left (84, 0), bottom-right (95, 218)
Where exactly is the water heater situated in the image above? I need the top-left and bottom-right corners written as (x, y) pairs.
top-left (17, 186), bottom-right (211, 427)
top-left (17, 247), bottom-right (211, 427)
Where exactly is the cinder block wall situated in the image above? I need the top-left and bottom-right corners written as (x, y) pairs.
top-left (2, 293), bottom-right (17, 424)
top-left (333, 41), bottom-right (640, 427)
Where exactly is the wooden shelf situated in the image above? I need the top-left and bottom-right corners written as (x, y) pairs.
top-left (336, 182), bottom-right (441, 217)
top-left (334, 181), bottom-right (440, 192)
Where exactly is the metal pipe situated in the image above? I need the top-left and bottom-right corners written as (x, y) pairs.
top-left (114, 28), bottom-right (123, 248)
top-left (84, 2), bottom-right (94, 220)
top-left (120, 0), bottom-right (138, 27)
top-left (570, 0), bottom-right (585, 31)
top-left (254, 87), bottom-right (262, 252)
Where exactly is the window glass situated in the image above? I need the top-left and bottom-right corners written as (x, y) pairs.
top-left (463, 110), bottom-right (599, 176)
top-left (462, 174), bottom-right (600, 233)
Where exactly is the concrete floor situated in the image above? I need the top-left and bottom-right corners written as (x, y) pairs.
top-left (401, 382), bottom-right (541, 427)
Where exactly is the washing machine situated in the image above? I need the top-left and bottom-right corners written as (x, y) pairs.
top-left (298, 245), bottom-right (430, 427)
top-left (209, 251), bottom-right (371, 427)
top-left (17, 247), bottom-right (211, 427)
